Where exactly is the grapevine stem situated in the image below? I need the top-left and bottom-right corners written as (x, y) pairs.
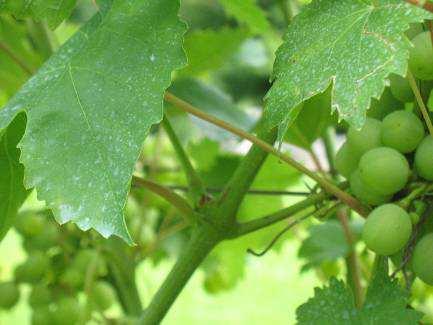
top-left (337, 209), bottom-right (363, 308)
top-left (164, 92), bottom-right (369, 217)
top-left (308, 148), bottom-right (325, 173)
top-left (0, 41), bottom-right (34, 75)
top-left (399, 183), bottom-right (430, 210)
top-left (246, 203), bottom-right (339, 257)
top-left (323, 127), bottom-right (337, 177)
top-left (323, 130), bottom-right (363, 306)
top-left (407, 70), bottom-right (433, 136)
top-left (140, 225), bottom-right (220, 324)
top-left (162, 185), bottom-right (311, 196)
top-left (104, 239), bottom-right (143, 316)
top-left (233, 191), bottom-right (329, 237)
top-left (132, 176), bottom-right (197, 221)
top-left (162, 116), bottom-right (206, 204)
top-left (279, 0), bottom-right (292, 25)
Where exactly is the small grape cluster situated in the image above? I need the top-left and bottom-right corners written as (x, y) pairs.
top-left (336, 109), bottom-right (433, 285)
top-left (0, 211), bottom-right (118, 324)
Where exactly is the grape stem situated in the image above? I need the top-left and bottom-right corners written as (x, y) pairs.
top-left (131, 176), bottom-right (197, 222)
top-left (407, 70), bottom-right (433, 136)
top-left (0, 41), bottom-right (34, 75)
top-left (337, 208), bottom-right (363, 308)
top-left (161, 115), bottom-right (207, 205)
top-left (232, 191), bottom-right (330, 237)
top-left (398, 183), bottom-right (432, 210)
top-left (392, 202), bottom-right (433, 277)
top-left (323, 131), bottom-right (363, 308)
top-left (164, 92), bottom-right (369, 217)
top-left (159, 185), bottom-right (312, 196)
top-left (246, 202), bottom-right (340, 257)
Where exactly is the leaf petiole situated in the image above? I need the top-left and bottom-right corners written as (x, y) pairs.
top-left (164, 92), bottom-right (369, 217)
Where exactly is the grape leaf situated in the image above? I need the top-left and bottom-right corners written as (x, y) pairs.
top-left (0, 113), bottom-right (28, 241)
top-left (296, 261), bottom-right (422, 324)
top-left (298, 220), bottom-right (349, 271)
top-left (265, 0), bottom-right (432, 139)
top-left (218, 0), bottom-right (270, 35)
top-left (284, 87), bottom-right (333, 149)
top-left (180, 28), bottom-right (247, 76)
top-left (0, 0), bottom-right (186, 243)
top-left (1, 0), bottom-right (78, 29)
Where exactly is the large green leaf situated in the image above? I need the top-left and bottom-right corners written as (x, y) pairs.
top-left (0, 0), bottom-right (186, 243)
top-left (265, 0), bottom-right (432, 138)
top-left (0, 114), bottom-right (28, 241)
top-left (296, 261), bottom-right (422, 324)
top-left (218, 0), bottom-right (270, 35)
top-left (1, 0), bottom-right (78, 29)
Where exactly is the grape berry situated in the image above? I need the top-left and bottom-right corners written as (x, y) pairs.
top-left (362, 204), bottom-right (412, 256)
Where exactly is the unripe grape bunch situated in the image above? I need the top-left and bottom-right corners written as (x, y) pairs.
top-left (335, 79), bottom-right (433, 285)
top-left (0, 210), bottom-right (125, 324)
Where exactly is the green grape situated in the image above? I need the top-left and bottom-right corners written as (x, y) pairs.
top-left (362, 204), bottom-right (412, 255)
top-left (14, 212), bottom-right (45, 238)
top-left (389, 74), bottom-right (414, 103)
top-left (0, 282), bottom-right (20, 309)
top-left (32, 307), bottom-right (54, 325)
top-left (412, 233), bottom-right (433, 285)
top-left (350, 170), bottom-right (391, 205)
top-left (335, 142), bottom-right (361, 179)
top-left (73, 249), bottom-right (97, 271)
top-left (23, 222), bottom-right (60, 252)
top-left (415, 136), bottom-right (433, 181)
top-left (59, 268), bottom-right (84, 290)
top-left (52, 297), bottom-right (82, 325)
top-left (381, 111), bottom-right (425, 153)
top-left (347, 118), bottom-right (382, 155)
top-left (409, 31), bottom-right (433, 80)
top-left (90, 281), bottom-right (116, 311)
top-left (29, 285), bottom-right (52, 308)
top-left (14, 253), bottom-right (50, 284)
top-left (359, 147), bottom-right (410, 195)
top-left (72, 249), bottom-right (106, 275)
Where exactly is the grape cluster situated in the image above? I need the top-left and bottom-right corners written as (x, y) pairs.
top-left (0, 210), bottom-right (118, 324)
top-left (336, 112), bottom-right (433, 284)
top-left (335, 28), bottom-right (433, 286)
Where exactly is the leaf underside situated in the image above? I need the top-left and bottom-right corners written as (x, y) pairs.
top-left (265, 0), bottom-right (432, 139)
top-left (0, 0), bottom-right (186, 243)
top-left (0, 114), bottom-right (28, 241)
